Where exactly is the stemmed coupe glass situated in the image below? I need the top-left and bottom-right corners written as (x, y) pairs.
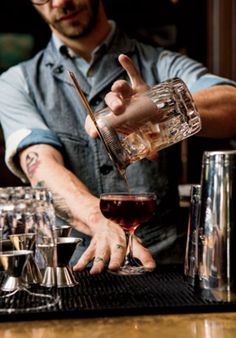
top-left (100, 192), bottom-right (157, 275)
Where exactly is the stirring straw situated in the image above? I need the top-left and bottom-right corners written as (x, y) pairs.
top-left (68, 70), bottom-right (115, 163)
top-left (68, 71), bottom-right (97, 125)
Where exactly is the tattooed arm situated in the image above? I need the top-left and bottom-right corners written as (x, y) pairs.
top-left (24, 149), bottom-right (82, 228)
top-left (22, 145), bottom-right (92, 236)
top-left (19, 143), bottom-right (156, 274)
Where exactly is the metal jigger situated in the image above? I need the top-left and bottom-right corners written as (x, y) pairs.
top-left (53, 224), bottom-right (72, 237)
top-left (40, 237), bottom-right (82, 288)
top-left (9, 233), bottom-right (42, 284)
top-left (0, 240), bottom-right (13, 271)
top-left (0, 250), bottom-right (32, 292)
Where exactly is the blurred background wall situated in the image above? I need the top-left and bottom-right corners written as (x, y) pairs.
top-left (0, 0), bottom-right (235, 186)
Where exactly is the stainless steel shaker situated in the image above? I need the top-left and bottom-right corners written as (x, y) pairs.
top-left (198, 150), bottom-right (236, 300)
top-left (184, 184), bottom-right (201, 285)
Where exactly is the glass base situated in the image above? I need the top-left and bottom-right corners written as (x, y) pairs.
top-left (108, 253), bottom-right (155, 276)
top-left (109, 264), bottom-right (153, 276)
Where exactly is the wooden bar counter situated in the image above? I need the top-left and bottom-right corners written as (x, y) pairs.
top-left (0, 312), bottom-right (236, 338)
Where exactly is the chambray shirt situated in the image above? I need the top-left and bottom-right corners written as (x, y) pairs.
top-left (0, 22), bottom-right (235, 259)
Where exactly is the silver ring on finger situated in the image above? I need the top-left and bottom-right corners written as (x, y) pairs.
top-left (94, 256), bottom-right (106, 264)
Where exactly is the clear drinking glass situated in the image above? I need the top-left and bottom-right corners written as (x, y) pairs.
top-left (0, 186), bottom-right (59, 314)
top-left (100, 192), bottom-right (157, 275)
top-left (94, 78), bottom-right (201, 175)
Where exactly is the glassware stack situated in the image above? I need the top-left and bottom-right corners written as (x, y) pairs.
top-left (0, 186), bottom-right (60, 314)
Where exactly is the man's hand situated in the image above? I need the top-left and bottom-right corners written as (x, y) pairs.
top-left (19, 144), bottom-right (156, 274)
top-left (105, 53), bottom-right (149, 112)
top-left (72, 210), bottom-right (156, 274)
top-left (85, 54), bottom-right (158, 160)
top-left (85, 54), bottom-right (149, 138)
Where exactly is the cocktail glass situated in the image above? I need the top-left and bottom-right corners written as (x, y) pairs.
top-left (100, 192), bottom-right (157, 275)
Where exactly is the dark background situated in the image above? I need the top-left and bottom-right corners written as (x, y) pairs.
top-left (0, 0), bottom-right (207, 62)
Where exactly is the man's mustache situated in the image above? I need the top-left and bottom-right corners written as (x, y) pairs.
top-left (56, 4), bottom-right (86, 19)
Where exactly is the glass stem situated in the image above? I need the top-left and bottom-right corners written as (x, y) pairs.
top-left (129, 233), bottom-right (134, 259)
top-left (124, 232), bottom-right (136, 266)
top-left (124, 232), bottom-right (131, 266)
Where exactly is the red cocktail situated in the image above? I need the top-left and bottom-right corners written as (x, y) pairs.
top-left (100, 192), bottom-right (157, 275)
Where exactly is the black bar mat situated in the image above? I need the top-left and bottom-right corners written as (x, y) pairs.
top-left (1, 265), bottom-right (236, 322)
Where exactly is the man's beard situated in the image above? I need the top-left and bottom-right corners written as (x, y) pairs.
top-left (38, 0), bottom-right (100, 39)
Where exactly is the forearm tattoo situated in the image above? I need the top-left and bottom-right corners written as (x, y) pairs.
top-left (25, 152), bottom-right (41, 178)
top-left (25, 152), bottom-right (73, 224)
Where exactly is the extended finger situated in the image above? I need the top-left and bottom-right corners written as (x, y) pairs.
top-left (108, 243), bottom-right (126, 271)
top-left (89, 254), bottom-right (109, 275)
top-left (72, 242), bottom-right (96, 272)
top-left (83, 236), bottom-right (112, 274)
top-left (73, 238), bottom-right (102, 271)
top-left (118, 54), bottom-right (149, 92)
top-left (89, 250), bottom-right (110, 275)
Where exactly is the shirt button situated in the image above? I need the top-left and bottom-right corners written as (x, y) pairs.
top-left (54, 65), bottom-right (64, 74)
top-left (99, 165), bottom-right (113, 175)
top-left (93, 97), bottom-right (102, 106)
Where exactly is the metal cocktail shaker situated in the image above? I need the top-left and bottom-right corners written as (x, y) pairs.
top-left (184, 184), bottom-right (201, 285)
top-left (198, 150), bottom-right (236, 300)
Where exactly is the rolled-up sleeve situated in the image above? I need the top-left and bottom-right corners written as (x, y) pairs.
top-left (5, 128), bottom-right (62, 182)
top-left (189, 73), bottom-right (236, 92)
top-left (0, 65), bottom-right (62, 181)
top-left (157, 50), bottom-right (236, 91)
